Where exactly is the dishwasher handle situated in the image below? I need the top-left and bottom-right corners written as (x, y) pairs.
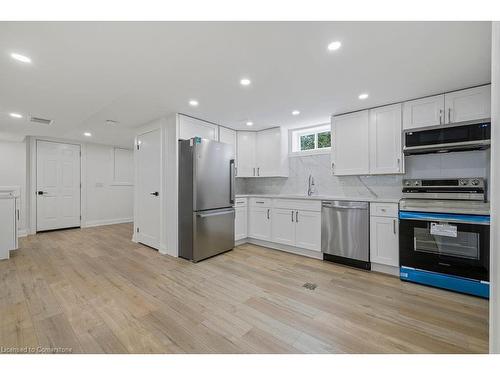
top-left (322, 201), bottom-right (369, 210)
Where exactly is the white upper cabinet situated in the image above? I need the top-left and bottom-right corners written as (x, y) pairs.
top-left (402, 94), bottom-right (445, 130)
top-left (179, 115), bottom-right (219, 140)
top-left (236, 128), bottom-right (288, 177)
top-left (236, 131), bottom-right (256, 177)
top-left (331, 110), bottom-right (370, 175)
top-left (219, 127), bottom-right (237, 147)
top-left (369, 104), bottom-right (403, 174)
top-left (402, 85), bottom-right (491, 130)
top-left (256, 127), bottom-right (288, 177)
top-left (219, 126), bottom-right (237, 162)
top-left (444, 85), bottom-right (491, 124)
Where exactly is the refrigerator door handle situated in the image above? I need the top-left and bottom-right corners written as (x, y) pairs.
top-left (229, 159), bottom-right (235, 204)
top-left (196, 209), bottom-right (235, 218)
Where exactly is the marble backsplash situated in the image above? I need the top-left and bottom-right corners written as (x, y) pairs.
top-left (235, 150), bottom-right (490, 199)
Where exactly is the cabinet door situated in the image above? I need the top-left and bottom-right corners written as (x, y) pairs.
top-left (235, 206), bottom-right (247, 241)
top-left (236, 131), bottom-right (256, 177)
top-left (332, 110), bottom-right (370, 175)
top-left (179, 115), bottom-right (218, 140)
top-left (369, 104), bottom-right (403, 174)
top-left (295, 210), bottom-right (321, 252)
top-left (271, 208), bottom-right (295, 246)
top-left (248, 206), bottom-right (271, 241)
top-left (219, 127), bottom-right (237, 149)
top-left (445, 85), bottom-right (491, 124)
top-left (370, 216), bottom-right (399, 267)
top-left (256, 127), bottom-right (282, 177)
top-left (402, 94), bottom-right (445, 130)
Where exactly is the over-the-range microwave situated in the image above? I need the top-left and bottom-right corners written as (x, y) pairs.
top-left (403, 121), bottom-right (491, 155)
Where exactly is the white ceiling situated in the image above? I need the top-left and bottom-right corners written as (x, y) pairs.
top-left (0, 21), bottom-right (492, 148)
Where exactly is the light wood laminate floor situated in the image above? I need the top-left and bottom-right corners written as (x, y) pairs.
top-left (0, 224), bottom-right (488, 353)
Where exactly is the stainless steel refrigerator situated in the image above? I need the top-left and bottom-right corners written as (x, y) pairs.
top-left (178, 138), bottom-right (235, 262)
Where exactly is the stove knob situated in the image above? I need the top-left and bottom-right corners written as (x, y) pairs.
top-left (460, 179), bottom-right (468, 186)
top-left (404, 181), bottom-right (411, 186)
top-left (414, 181), bottom-right (420, 186)
top-left (471, 179), bottom-right (479, 186)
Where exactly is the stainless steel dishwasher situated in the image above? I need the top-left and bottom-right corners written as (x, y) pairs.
top-left (321, 200), bottom-right (370, 270)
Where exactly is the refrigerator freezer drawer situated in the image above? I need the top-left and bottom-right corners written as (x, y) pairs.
top-left (193, 208), bottom-right (235, 262)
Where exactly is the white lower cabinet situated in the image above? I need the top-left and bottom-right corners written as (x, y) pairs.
top-left (235, 206), bottom-right (247, 241)
top-left (294, 210), bottom-right (321, 251)
top-left (248, 206), bottom-right (272, 241)
top-left (370, 203), bottom-right (399, 268)
top-left (270, 203), bottom-right (321, 252)
top-left (271, 208), bottom-right (296, 246)
top-left (243, 198), bottom-right (322, 255)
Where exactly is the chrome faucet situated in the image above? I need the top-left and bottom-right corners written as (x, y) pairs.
top-left (307, 174), bottom-right (315, 196)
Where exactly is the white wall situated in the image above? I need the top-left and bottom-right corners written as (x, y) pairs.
top-left (84, 143), bottom-right (134, 227)
top-left (0, 140), bottom-right (27, 235)
top-left (490, 21), bottom-right (499, 354)
top-left (133, 115), bottom-right (178, 257)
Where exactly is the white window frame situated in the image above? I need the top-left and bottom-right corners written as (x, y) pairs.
top-left (288, 123), bottom-right (331, 157)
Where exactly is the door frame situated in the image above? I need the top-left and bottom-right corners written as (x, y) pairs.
top-left (27, 136), bottom-right (86, 235)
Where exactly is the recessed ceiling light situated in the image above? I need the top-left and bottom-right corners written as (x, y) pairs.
top-left (327, 41), bottom-right (342, 51)
top-left (10, 52), bottom-right (31, 63)
top-left (9, 113), bottom-right (23, 118)
top-left (189, 99), bottom-right (199, 107)
top-left (292, 110), bottom-right (300, 116)
top-left (84, 132), bottom-right (92, 137)
top-left (358, 93), bottom-right (369, 100)
top-left (246, 121), bottom-right (253, 126)
top-left (240, 78), bottom-right (251, 86)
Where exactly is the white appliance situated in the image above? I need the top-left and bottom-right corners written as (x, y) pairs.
top-left (0, 192), bottom-right (18, 260)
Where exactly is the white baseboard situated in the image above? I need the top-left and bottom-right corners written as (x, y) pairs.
top-left (83, 218), bottom-right (133, 228)
top-left (17, 228), bottom-right (27, 238)
top-left (371, 262), bottom-right (399, 276)
top-left (238, 237), bottom-right (323, 260)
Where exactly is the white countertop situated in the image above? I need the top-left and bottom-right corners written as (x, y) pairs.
top-left (235, 194), bottom-right (401, 204)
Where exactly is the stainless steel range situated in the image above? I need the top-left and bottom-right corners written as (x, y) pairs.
top-left (398, 177), bottom-right (490, 298)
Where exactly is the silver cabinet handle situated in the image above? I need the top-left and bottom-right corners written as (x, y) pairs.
top-left (448, 107), bottom-right (452, 123)
top-left (296, 211), bottom-right (299, 223)
top-left (267, 208), bottom-right (270, 220)
top-left (253, 167), bottom-right (255, 176)
top-left (150, 192), bottom-right (159, 196)
top-left (393, 219), bottom-right (396, 234)
top-left (257, 167), bottom-right (260, 176)
top-left (255, 201), bottom-right (265, 204)
top-left (439, 109), bottom-right (443, 125)
top-left (291, 210), bottom-right (294, 222)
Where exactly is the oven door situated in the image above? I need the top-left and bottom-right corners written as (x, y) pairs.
top-left (399, 211), bottom-right (489, 281)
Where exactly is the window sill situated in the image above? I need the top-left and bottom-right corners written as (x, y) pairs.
top-left (288, 149), bottom-right (331, 158)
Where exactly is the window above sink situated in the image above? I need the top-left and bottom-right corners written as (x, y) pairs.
top-left (289, 123), bottom-right (331, 157)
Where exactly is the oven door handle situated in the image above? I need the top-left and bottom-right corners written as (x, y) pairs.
top-left (399, 211), bottom-right (490, 226)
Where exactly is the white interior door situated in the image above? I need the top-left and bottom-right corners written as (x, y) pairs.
top-left (36, 141), bottom-right (81, 231)
top-left (137, 129), bottom-right (161, 249)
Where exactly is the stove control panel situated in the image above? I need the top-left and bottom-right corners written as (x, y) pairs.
top-left (403, 178), bottom-right (485, 189)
